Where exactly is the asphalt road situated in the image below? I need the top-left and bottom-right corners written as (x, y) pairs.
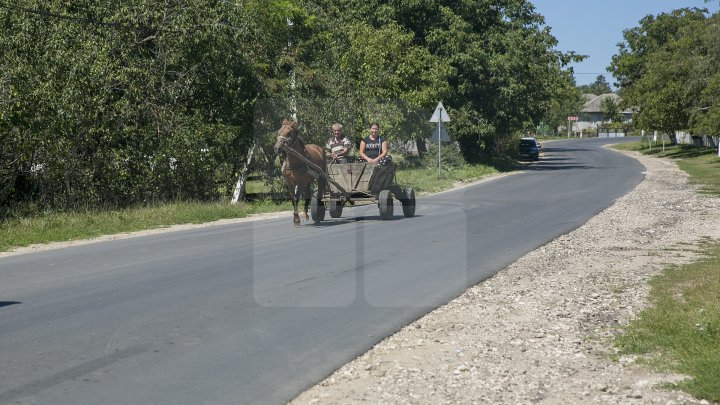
top-left (0, 138), bottom-right (644, 405)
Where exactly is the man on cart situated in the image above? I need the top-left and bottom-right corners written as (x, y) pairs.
top-left (325, 122), bottom-right (352, 163)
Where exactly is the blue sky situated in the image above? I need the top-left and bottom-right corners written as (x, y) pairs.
top-left (530, 0), bottom-right (720, 87)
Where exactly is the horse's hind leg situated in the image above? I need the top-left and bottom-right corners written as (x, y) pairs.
top-left (292, 199), bottom-right (301, 224)
top-left (317, 178), bottom-right (326, 197)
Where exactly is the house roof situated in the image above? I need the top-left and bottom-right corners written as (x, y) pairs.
top-left (581, 93), bottom-right (633, 114)
top-left (581, 93), bottom-right (597, 102)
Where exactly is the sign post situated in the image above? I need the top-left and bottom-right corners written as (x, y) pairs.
top-left (566, 116), bottom-right (578, 138)
top-left (430, 102), bottom-right (451, 178)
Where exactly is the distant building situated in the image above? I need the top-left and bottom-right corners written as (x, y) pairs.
top-left (575, 93), bottom-right (633, 133)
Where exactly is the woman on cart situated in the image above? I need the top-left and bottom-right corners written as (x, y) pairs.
top-left (358, 122), bottom-right (390, 165)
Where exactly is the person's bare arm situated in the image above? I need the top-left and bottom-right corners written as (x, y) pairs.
top-left (376, 141), bottom-right (388, 161)
top-left (359, 140), bottom-right (370, 161)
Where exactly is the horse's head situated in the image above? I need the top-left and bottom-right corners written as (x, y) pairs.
top-left (273, 119), bottom-right (300, 156)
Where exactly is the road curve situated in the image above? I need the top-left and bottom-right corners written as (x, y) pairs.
top-left (0, 138), bottom-right (644, 405)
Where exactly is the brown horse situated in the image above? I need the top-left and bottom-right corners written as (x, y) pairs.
top-left (273, 119), bottom-right (326, 225)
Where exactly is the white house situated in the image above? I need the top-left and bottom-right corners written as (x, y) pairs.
top-left (575, 93), bottom-right (633, 133)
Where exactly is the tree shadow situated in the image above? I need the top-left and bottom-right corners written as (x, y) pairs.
top-left (530, 157), bottom-right (572, 162)
top-left (638, 144), bottom-right (716, 159)
top-left (541, 147), bottom-right (594, 153)
top-left (661, 146), bottom-right (716, 159)
top-left (524, 160), bottom-right (594, 171)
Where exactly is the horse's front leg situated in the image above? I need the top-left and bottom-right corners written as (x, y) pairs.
top-left (291, 185), bottom-right (301, 225)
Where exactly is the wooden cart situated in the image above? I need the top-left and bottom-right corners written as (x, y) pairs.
top-left (283, 147), bottom-right (416, 222)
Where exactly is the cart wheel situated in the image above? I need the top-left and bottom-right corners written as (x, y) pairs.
top-left (328, 200), bottom-right (343, 218)
top-left (378, 190), bottom-right (393, 220)
top-left (401, 187), bottom-right (415, 218)
top-left (310, 190), bottom-right (325, 223)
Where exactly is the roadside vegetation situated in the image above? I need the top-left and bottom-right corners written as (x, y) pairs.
top-left (613, 142), bottom-right (720, 195)
top-left (0, 200), bottom-right (289, 253)
top-left (612, 141), bottom-right (720, 402)
top-left (6, 2), bottom-right (715, 249)
top-left (0, 151), bottom-right (506, 253)
top-left (1, 1), bottom-right (581, 221)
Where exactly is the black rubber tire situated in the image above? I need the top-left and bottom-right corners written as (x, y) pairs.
top-left (378, 190), bottom-right (393, 220)
top-left (328, 200), bottom-right (343, 218)
top-left (401, 187), bottom-right (416, 218)
top-left (310, 191), bottom-right (325, 223)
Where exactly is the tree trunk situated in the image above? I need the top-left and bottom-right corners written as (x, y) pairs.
top-left (415, 137), bottom-right (427, 155)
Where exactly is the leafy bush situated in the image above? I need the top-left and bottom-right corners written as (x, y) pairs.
top-left (423, 142), bottom-right (466, 169)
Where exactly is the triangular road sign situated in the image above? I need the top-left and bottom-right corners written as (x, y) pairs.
top-left (429, 102), bottom-right (451, 123)
top-left (430, 124), bottom-right (451, 142)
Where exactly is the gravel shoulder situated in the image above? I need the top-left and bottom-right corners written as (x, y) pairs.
top-left (291, 150), bottom-right (720, 404)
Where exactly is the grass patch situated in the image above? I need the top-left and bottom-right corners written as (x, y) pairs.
top-left (612, 141), bottom-right (720, 400)
top-left (613, 142), bottom-right (720, 197)
top-left (678, 155), bottom-right (720, 196)
top-left (0, 200), bottom-right (290, 253)
top-left (614, 243), bottom-right (720, 402)
top-left (396, 164), bottom-right (499, 194)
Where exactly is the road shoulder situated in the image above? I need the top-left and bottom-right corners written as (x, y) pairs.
top-left (291, 150), bottom-right (720, 404)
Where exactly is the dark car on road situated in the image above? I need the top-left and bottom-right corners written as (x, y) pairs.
top-left (519, 137), bottom-right (540, 161)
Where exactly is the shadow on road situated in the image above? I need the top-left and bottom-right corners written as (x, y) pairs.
top-left (532, 157), bottom-right (572, 162)
top-left (307, 214), bottom-right (422, 227)
top-left (541, 147), bottom-right (593, 153)
top-left (523, 160), bottom-right (595, 171)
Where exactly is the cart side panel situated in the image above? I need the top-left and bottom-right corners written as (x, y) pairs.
top-left (368, 163), bottom-right (396, 194)
top-left (327, 163), bottom-right (368, 194)
top-left (327, 162), bottom-right (395, 195)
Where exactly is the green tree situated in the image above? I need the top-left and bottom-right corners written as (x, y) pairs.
top-left (389, 0), bottom-right (583, 161)
top-left (689, 11), bottom-right (720, 137)
top-left (577, 75), bottom-right (612, 95)
top-left (609, 8), bottom-right (711, 140)
top-left (541, 82), bottom-right (584, 136)
top-left (601, 96), bottom-right (623, 124)
top-left (0, 0), bottom-right (590, 217)
top-left (292, 0), bottom-right (583, 161)
top-left (285, 0), bottom-right (450, 149)
top-left (0, 0), bottom-right (301, 216)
